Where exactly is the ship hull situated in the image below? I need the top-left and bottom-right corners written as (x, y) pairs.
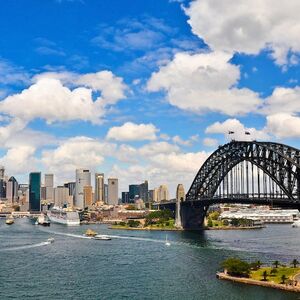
top-left (48, 210), bottom-right (80, 226)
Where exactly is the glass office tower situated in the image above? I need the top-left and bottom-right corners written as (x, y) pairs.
top-left (29, 172), bottom-right (41, 211)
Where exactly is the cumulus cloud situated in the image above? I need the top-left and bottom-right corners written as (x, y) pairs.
top-left (147, 51), bottom-right (260, 115)
top-left (0, 71), bottom-right (127, 125)
top-left (265, 113), bottom-right (300, 138)
top-left (206, 118), bottom-right (269, 141)
top-left (262, 86), bottom-right (300, 115)
top-left (185, 0), bottom-right (300, 65)
top-left (203, 137), bottom-right (218, 147)
top-left (106, 122), bottom-right (158, 141)
top-left (41, 136), bottom-right (116, 182)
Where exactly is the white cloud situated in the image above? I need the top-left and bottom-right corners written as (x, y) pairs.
top-left (41, 136), bottom-right (116, 182)
top-left (106, 122), bottom-right (158, 141)
top-left (206, 118), bottom-right (269, 141)
top-left (263, 86), bottom-right (300, 115)
top-left (185, 0), bottom-right (300, 65)
top-left (265, 113), bottom-right (300, 138)
top-left (147, 51), bottom-right (260, 115)
top-left (172, 134), bottom-right (199, 146)
top-left (0, 59), bottom-right (30, 86)
top-left (203, 137), bottom-right (218, 147)
top-left (0, 72), bottom-right (127, 124)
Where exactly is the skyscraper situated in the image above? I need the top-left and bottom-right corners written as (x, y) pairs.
top-left (75, 169), bottom-right (91, 209)
top-left (0, 166), bottom-right (6, 199)
top-left (95, 173), bottom-right (104, 202)
top-left (29, 172), bottom-right (41, 211)
top-left (139, 180), bottom-right (148, 202)
top-left (108, 178), bottom-right (118, 205)
top-left (121, 191), bottom-right (129, 203)
top-left (83, 185), bottom-right (93, 207)
top-left (44, 174), bottom-right (54, 187)
top-left (129, 184), bottom-right (140, 202)
top-left (158, 185), bottom-right (169, 202)
top-left (54, 186), bottom-right (69, 207)
top-left (6, 176), bottom-right (18, 203)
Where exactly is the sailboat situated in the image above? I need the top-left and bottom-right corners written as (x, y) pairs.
top-left (165, 235), bottom-right (171, 246)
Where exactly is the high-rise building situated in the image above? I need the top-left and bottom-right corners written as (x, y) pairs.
top-left (54, 186), bottom-right (69, 207)
top-left (129, 184), bottom-right (140, 202)
top-left (29, 172), bottom-right (41, 211)
top-left (45, 174), bottom-right (54, 187)
top-left (95, 173), bottom-right (104, 202)
top-left (108, 178), bottom-right (118, 205)
top-left (176, 184), bottom-right (185, 202)
top-left (83, 185), bottom-right (93, 207)
top-left (75, 169), bottom-right (91, 209)
top-left (158, 185), bottom-right (169, 202)
top-left (139, 180), bottom-right (148, 202)
top-left (0, 166), bottom-right (6, 199)
top-left (6, 176), bottom-right (18, 203)
top-left (104, 184), bottom-right (108, 203)
top-left (64, 182), bottom-right (76, 206)
top-left (121, 191), bottom-right (129, 203)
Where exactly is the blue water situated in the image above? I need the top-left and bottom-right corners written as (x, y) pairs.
top-left (1, 218), bottom-right (300, 300)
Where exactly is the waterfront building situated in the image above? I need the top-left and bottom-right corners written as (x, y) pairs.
top-left (158, 185), bottom-right (169, 202)
top-left (54, 186), bottom-right (70, 207)
top-left (83, 185), bottom-right (93, 207)
top-left (75, 169), bottom-right (91, 209)
top-left (108, 178), bottom-right (118, 205)
top-left (129, 184), bottom-right (140, 202)
top-left (6, 176), bottom-right (18, 203)
top-left (121, 191), bottom-right (129, 203)
top-left (95, 173), bottom-right (104, 202)
top-left (220, 208), bottom-right (300, 223)
top-left (29, 172), bottom-right (41, 212)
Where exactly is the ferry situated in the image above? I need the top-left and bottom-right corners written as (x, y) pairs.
top-left (47, 207), bottom-right (80, 226)
top-left (5, 215), bottom-right (14, 225)
top-left (292, 220), bottom-right (300, 228)
top-left (37, 214), bottom-right (50, 226)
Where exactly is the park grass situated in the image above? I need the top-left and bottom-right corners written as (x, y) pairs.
top-left (250, 267), bottom-right (300, 284)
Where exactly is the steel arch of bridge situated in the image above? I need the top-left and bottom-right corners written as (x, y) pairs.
top-left (186, 141), bottom-right (300, 205)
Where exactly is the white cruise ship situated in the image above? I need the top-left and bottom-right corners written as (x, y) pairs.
top-left (47, 207), bottom-right (80, 226)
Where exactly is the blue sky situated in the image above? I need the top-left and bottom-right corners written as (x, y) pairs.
top-left (0, 0), bottom-right (300, 195)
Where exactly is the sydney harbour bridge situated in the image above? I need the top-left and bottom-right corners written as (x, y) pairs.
top-left (159, 140), bottom-right (300, 230)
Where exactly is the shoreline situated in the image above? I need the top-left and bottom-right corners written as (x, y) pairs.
top-left (217, 272), bottom-right (300, 293)
top-left (109, 226), bottom-right (183, 231)
top-left (205, 225), bottom-right (264, 230)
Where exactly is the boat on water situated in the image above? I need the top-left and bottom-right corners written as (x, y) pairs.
top-left (47, 238), bottom-right (55, 243)
top-left (47, 207), bottom-right (80, 226)
top-left (85, 229), bottom-right (98, 237)
top-left (93, 235), bottom-right (111, 241)
top-left (292, 220), bottom-right (300, 227)
top-left (37, 214), bottom-right (50, 226)
top-left (165, 235), bottom-right (171, 246)
top-left (5, 215), bottom-right (14, 225)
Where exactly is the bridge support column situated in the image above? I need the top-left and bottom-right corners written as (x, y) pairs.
top-left (180, 201), bottom-right (208, 230)
top-left (175, 197), bottom-right (182, 229)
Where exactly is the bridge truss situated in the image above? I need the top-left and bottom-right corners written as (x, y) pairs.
top-left (186, 141), bottom-right (300, 207)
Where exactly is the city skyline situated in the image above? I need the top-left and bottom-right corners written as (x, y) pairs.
top-left (0, 0), bottom-right (300, 198)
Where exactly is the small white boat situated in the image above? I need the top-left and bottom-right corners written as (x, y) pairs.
top-left (6, 215), bottom-right (14, 225)
top-left (292, 220), bottom-right (300, 228)
top-left (35, 221), bottom-right (38, 225)
top-left (165, 235), bottom-right (171, 246)
top-left (47, 238), bottom-right (55, 243)
top-left (93, 235), bottom-right (111, 241)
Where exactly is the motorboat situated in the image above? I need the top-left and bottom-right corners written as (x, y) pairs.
top-left (93, 235), bottom-right (111, 241)
top-left (5, 215), bottom-right (14, 225)
top-left (165, 235), bottom-right (171, 246)
top-left (37, 214), bottom-right (50, 226)
top-left (47, 238), bottom-right (55, 243)
top-left (292, 220), bottom-right (300, 228)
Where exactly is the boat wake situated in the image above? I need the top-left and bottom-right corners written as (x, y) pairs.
top-left (0, 241), bottom-right (52, 251)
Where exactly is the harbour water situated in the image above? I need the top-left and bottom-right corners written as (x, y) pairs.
top-left (1, 218), bottom-right (300, 300)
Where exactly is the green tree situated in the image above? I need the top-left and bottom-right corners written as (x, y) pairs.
top-left (273, 260), bottom-right (280, 268)
top-left (262, 270), bottom-right (268, 281)
top-left (230, 218), bottom-right (239, 227)
top-left (127, 220), bottom-right (140, 227)
top-left (291, 259), bottom-right (299, 268)
top-left (209, 211), bottom-right (220, 220)
top-left (281, 274), bottom-right (287, 284)
top-left (221, 258), bottom-right (250, 277)
top-left (270, 268), bottom-right (278, 275)
top-left (207, 218), bottom-right (213, 227)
